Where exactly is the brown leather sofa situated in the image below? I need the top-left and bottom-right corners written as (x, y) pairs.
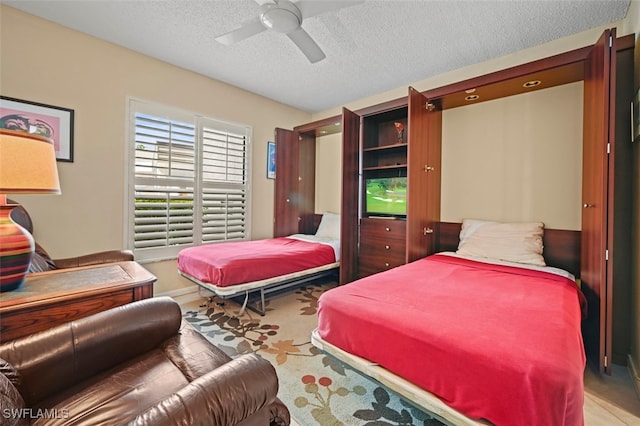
top-left (8, 200), bottom-right (134, 272)
top-left (0, 297), bottom-right (290, 426)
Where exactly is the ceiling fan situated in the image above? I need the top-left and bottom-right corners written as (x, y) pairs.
top-left (215, 0), bottom-right (363, 63)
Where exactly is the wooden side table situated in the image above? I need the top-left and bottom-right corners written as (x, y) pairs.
top-left (0, 261), bottom-right (156, 343)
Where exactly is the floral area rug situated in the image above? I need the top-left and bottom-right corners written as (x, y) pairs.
top-left (183, 281), bottom-right (444, 426)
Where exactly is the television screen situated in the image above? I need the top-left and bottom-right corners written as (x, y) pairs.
top-left (365, 177), bottom-right (407, 217)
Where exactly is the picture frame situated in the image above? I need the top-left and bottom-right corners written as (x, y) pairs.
top-left (0, 96), bottom-right (75, 162)
top-left (266, 141), bottom-right (276, 179)
top-left (633, 88), bottom-right (640, 143)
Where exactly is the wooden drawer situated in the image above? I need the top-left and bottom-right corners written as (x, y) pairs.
top-left (359, 218), bottom-right (406, 278)
top-left (0, 289), bottom-right (136, 342)
top-left (358, 252), bottom-right (406, 277)
top-left (359, 239), bottom-right (405, 259)
top-left (360, 218), bottom-right (406, 239)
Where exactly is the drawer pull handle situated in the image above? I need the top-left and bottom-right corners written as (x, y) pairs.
top-left (385, 227), bottom-right (390, 232)
top-left (385, 263), bottom-right (390, 267)
top-left (424, 227), bottom-right (434, 235)
top-left (385, 245), bottom-right (390, 250)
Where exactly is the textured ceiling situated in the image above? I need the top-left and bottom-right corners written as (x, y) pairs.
top-left (4, 0), bottom-right (632, 113)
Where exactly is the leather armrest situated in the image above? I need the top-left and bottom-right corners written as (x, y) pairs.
top-left (0, 297), bottom-right (181, 406)
top-left (53, 250), bottom-right (134, 269)
top-left (128, 353), bottom-right (281, 426)
top-left (267, 398), bottom-right (291, 426)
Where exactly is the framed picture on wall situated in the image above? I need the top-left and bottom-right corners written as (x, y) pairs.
top-left (0, 96), bottom-right (75, 162)
top-left (267, 141), bottom-right (276, 179)
top-left (633, 88), bottom-right (640, 143)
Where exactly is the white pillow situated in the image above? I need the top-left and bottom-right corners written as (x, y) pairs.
top-left (456, 219), bottom-right (546, 266)
top-left (315, 212), bottom-right (340, 240)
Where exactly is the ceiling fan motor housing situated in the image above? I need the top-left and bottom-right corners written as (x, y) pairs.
top-left (260, 0), bottom-right (302, 33)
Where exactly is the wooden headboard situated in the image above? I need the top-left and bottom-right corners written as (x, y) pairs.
top-left (435, 222), bottom-right (581, 277)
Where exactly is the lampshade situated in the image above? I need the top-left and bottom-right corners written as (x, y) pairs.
top-left (0, 129), bottom-right (61, 194)
top-left (0, 128), bottom-right (61, 292)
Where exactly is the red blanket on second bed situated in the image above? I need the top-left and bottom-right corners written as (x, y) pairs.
top-left (178, 237), bottom-right (336, 287)
top-left (317, 254), bottom-right (586, 426)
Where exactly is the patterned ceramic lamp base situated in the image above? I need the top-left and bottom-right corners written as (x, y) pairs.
top-left (0, 204), bottom-right (34, 292)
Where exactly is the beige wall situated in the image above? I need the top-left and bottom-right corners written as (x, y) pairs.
top-left (315, 133), bottom-right (342, 214)
top-left (441, 82), bottom-right (583, 229)
top-left (1, 6), bottom-right (311, 294)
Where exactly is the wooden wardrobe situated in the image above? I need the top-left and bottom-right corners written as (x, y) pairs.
top-left (339, 28), bottom-right (634, 374)
top-left (273, 118), bottom-right (342, 237)
top-left (281, 28), bottom-right (634, 374)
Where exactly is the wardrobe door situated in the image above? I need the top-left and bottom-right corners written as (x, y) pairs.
top-left (340, 107), bottom-right (360, 285)
top-left (610, 36), bottom-right (635, 366)
top-left (274, 128), bottom-right (300, 237)
top-left (406, 88), bottom-right (441, 261)
top-left (581, 28), bottom-right (616, 374)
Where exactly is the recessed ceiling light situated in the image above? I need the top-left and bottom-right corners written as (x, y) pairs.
top-left (523, 80), bottom-right (541, 88)
top-left (465, 95), bottom-right (479, 101)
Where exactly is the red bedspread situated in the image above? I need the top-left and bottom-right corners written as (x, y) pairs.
top-left (317, 254), bottom-right (586, 426)
top-left (178, 237), bottom-right (336, 287)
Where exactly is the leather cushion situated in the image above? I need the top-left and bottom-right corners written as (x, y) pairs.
top-left (34, 350), bottom-right (189, 425)
top-left (0, 297), bottom-right (182, 406)
top-left (160, 321), bottom-right (233, 381)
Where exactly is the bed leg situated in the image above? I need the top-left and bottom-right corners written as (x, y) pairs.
top-left (258, 288), bottom-right (266, 316)
top-left (236, 291), bottom-right (249, 317)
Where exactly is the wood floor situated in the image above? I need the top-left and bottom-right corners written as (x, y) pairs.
top-left (179, 296), bottom-right (640, 425)
top-left (584, 364), bottom-right (640, 425)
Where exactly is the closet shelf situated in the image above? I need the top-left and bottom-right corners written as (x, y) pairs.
top-left (363, 164), bottom-right (407, 171)
top-left (363, 144), bottom-right (407, 153)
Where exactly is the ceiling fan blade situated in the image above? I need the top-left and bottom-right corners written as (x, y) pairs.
top-left (287, 27), bottom-right (326, 63)
top-left (295, 0), bottom-right (364, 19)
top-left (215, 17), bottom-right (266, 45)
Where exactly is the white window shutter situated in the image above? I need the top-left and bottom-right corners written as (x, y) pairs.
top-left (129, 101), bottom-right (251, 261)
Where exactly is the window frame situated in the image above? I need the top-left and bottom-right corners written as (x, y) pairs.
top-left (125, 98), bottom-right (252, 262)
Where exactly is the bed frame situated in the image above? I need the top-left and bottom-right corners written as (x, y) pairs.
top-left (311, 330), bottom-right (488, 426)
top-left (181, 213), bottom-right (339, 316)
top-left (312, 222), bottom-right (582, 425)
top-left (181, 262), bottom-right (338, 316)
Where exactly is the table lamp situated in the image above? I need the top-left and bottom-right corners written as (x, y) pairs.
top-left (0, 128), bottom-right (61, 292)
